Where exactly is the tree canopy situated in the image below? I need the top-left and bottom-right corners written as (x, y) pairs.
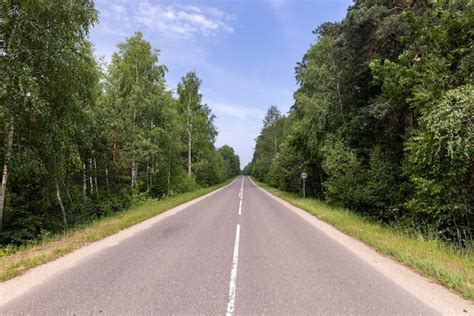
top-left (246, 0), bottom-right (473, 245)
top-left (0, 3), bottom-right (239, 245)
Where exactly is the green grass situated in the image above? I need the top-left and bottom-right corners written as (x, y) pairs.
top-left (0, 179), bottom-right (234, 282)
top-left (254, 179), bottom-right (474, 301)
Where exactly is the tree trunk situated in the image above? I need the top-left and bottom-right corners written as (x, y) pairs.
top-left (187, 128), bottom-right (192, 175)
top-left (0, 116), bottom-right (15, 231)
top-left (146, 160), bottom-right (149, 190)
top-left (131, 159), bottom-right (138, 188)
top-left (55, 180), bottom-right (68, 228)
top-left (0, 13), bottom-right (19, 231)
top-left (112, 142), bottom-right (118, 182)
top-left (63, 179), bottom-right (73, 204)
top-left (150, 155), bottom-right (154, 188)
top-left (187, 91), bottom-right (192, 175)
top-left (93, 155), bottom-right (98, 196)
top-left (89, 158), bottom-right (94, 195)
top-left (82, 162), bottom-right (87, 198)
top-left (104, 153), bottom-right (110, 194)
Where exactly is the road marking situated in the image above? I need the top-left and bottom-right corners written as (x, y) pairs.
top-left (238, 177), bottom-right (244, 215)
top-left (226, 224), bottom-right (241, 316)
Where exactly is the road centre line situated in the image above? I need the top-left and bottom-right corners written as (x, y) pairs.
top-left (226, 224), bottom-right (241, 315)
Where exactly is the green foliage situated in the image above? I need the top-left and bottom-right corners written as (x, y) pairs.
top-left (248, 0), bottom-right (473, 244)
top-left (246, 105), bottom-right (286, 182)
top-left (176, 71), bottom-right (220, 186)
top-left (168, 169), bottom-right (199, 195)
top-left (218, 145), bottom-right (241, 179)
top-left (404, 85), bottom-right (473, 242)
top-left (0, 6), bottom-right (239, 246)
top-left (321, 136), bottom-right (365, 210)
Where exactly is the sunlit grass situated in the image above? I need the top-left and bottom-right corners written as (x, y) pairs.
top-left (255, 179), bottom-right (473, 301)
top-left (0, 179), bottom-right (233, 282)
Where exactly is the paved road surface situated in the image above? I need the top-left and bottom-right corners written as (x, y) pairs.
top-left (1, 176), bottom-right (437, 314)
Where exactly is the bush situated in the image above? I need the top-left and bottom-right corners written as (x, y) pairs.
top-left (321, 136), bottom-right (366, 210)
top-left (404, 85), bottom-right (474, 243)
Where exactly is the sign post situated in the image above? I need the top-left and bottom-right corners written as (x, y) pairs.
top-left (300, 172), bottom-right (308, 198)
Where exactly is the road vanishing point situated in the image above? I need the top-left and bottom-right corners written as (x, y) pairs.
top-left (0, 176), bottom-right (471, 315)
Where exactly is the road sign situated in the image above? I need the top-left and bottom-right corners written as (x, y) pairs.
top-left (301, 172), bottom-right (307, 198)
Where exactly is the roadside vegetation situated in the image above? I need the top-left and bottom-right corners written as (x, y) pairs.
top-left (245, 1), bottom-right (473, 247)
top-left (255, 180), bottom-right (473, 301)
top-left (0, 179), bottom-right (233, 282)
top-left (0, 2), bottom-right (240, 247)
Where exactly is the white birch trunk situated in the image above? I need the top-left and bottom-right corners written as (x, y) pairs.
top-left (146, 160), bottom-right (149, 190)
top-left (82, 162), bottom-right (87, 198)
top-left (187, 128), bottom-right (192, 175)
top-left (187, 91), bottom-right (192, 175)
top-left (89, 158), bottom-right (93, 195)
top-left (0, 116), bottom-right (14, 231)
top-left (104, 153), bottom-right (109, 193)
top-left (131, 160), bottom-right (138, 188)
top-left (55, 180), bottom-right (68, 227)
top-left (93, 155), bottom-right (98, 196)
top-left (0, 3), bottom-right (20, 231)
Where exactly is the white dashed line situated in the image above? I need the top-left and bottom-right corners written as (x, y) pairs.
top-left (226, 224), bottom-right (241, 316)
top-left (238, 177), bottom-right (244, 215)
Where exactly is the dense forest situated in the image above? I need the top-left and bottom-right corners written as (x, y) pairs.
top-left (246, 0), bottom-right (473, 245)
top-left (0, 1), bottom-right (239, 245)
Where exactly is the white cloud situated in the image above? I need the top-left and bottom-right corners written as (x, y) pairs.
top-left (96, 0), bottom-right (234, 38)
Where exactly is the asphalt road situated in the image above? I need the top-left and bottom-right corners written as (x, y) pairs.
top-left (1, 176), bottom-right (438, 315)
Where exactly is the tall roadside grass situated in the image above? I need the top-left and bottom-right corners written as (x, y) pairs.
top-left (254, 179), bottom-right (474, 301)
top-left (0, 179), bottom-right (234, 282)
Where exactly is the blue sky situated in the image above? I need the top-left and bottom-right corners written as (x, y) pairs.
top-left (90, 0), bottom-right (353, 167)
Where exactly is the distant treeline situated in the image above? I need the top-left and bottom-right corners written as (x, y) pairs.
top-left (245, 0), bottom-right (473, 245)
top-left (0, 2), bottom-right (240, 245)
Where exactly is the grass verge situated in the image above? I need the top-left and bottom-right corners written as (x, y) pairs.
top-left (254, 179), bottom-right (474, 301)
top-left (0, 179), bottom-right (234, 282)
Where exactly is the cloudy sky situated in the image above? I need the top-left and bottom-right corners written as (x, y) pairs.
top-left (90, 0), bottom-right (353, 167)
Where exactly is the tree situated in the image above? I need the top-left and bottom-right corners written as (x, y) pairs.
top-left (405, 85), bottom-right (473, 241)
top-left (248, 0), bottom-right (473, 243)
top-left (248, 106), bottom-right (285, 182)
top-left (176, 72), bottom-right (218, 185)
top-left (0, 14), bottom-right (238, 245)
top-left (263, 105), bottom-right (282, 155)
top-left (218, 145), bottom-right (240, 179)
top-left (103, 32), bottom-right (167, 189)
top-left (0, 0), bottom-right (97, 230)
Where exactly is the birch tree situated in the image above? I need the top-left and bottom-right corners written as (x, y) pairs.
top-left (0, 0), bottom-right (97, 229)
top-left (104, 32), bottom-right (166, 189)
top-left (176, 71), bottom-right (218, 184)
